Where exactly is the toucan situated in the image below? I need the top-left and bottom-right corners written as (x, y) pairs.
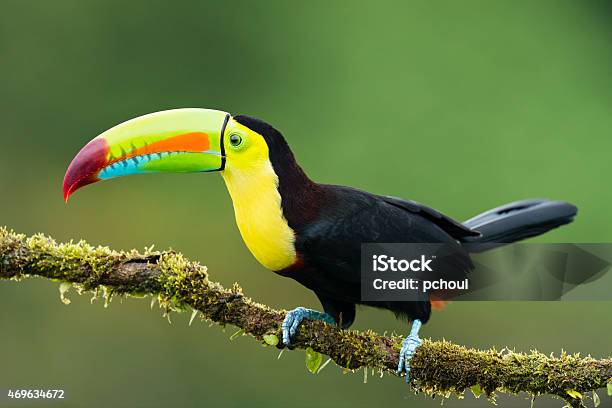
top-left (63, 108), bottom-right (577, 381)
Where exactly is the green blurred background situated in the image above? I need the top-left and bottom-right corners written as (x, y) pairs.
top-left (1, 1), bottom-right (611, 407)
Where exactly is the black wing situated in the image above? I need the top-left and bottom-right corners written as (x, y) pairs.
top-left (380, 195), bottom-right (481, 240)
top-left (293, 186), bottom-right (473, 323)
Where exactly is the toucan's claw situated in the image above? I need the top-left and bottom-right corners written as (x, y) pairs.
top-left (397, 319), bottom-right (423, 383)
top-left (281, 307), bottom-right (335, 346)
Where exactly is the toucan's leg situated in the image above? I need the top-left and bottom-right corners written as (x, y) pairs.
top-left (282, 307), bottom-right (335, 345)
top-left (397, 319), bottom-right (423, 383)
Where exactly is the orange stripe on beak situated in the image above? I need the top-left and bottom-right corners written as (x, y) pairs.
top-left (108, 132), bottom-right (211, 165)
top-left (134, 132), bottom-right (210, 156)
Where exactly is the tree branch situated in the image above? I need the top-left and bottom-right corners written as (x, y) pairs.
top-left (0, 227), bottom-right (610, 407)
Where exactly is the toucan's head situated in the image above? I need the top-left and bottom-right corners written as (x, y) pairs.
top-left (63, 108), bottom-right (297, 201)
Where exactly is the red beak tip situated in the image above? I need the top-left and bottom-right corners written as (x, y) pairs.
top-left (62, 178), bottom-right (73, 202)
top-left (62, 137), bottom-right (109, 202)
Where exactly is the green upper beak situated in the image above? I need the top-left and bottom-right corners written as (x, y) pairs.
top-left (63, 108), bottom-right (229, 201)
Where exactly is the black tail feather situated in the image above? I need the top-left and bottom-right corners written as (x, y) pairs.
top-left (461, 199), bottom-right (577, 253)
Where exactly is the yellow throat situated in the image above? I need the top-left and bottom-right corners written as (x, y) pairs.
top-left (220, 121), bottom-right (297, 271)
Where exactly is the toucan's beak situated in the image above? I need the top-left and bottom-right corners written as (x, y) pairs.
top-left (63, 108), bottom-right (229, 201)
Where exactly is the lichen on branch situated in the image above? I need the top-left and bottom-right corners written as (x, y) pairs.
top-left (0, 227), bottom-right (610, 407)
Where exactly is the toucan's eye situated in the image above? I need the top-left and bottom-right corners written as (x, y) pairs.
top-left (229, 134), bottom-right (243, 147)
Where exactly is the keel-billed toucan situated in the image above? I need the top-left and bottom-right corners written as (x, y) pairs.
top-left (63, 108), bottom-right (577, 380)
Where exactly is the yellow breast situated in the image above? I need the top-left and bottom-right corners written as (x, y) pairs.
top-left (221, 160), bottom-right (297, 271)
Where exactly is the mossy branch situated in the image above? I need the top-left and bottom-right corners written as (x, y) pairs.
top-left (1, 227), bottom-right (610, 407)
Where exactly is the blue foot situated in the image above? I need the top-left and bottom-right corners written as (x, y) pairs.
top-left (397, 319), bottom-right (423, 383)
top-left (282, 307), bottom-right (335, 346)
